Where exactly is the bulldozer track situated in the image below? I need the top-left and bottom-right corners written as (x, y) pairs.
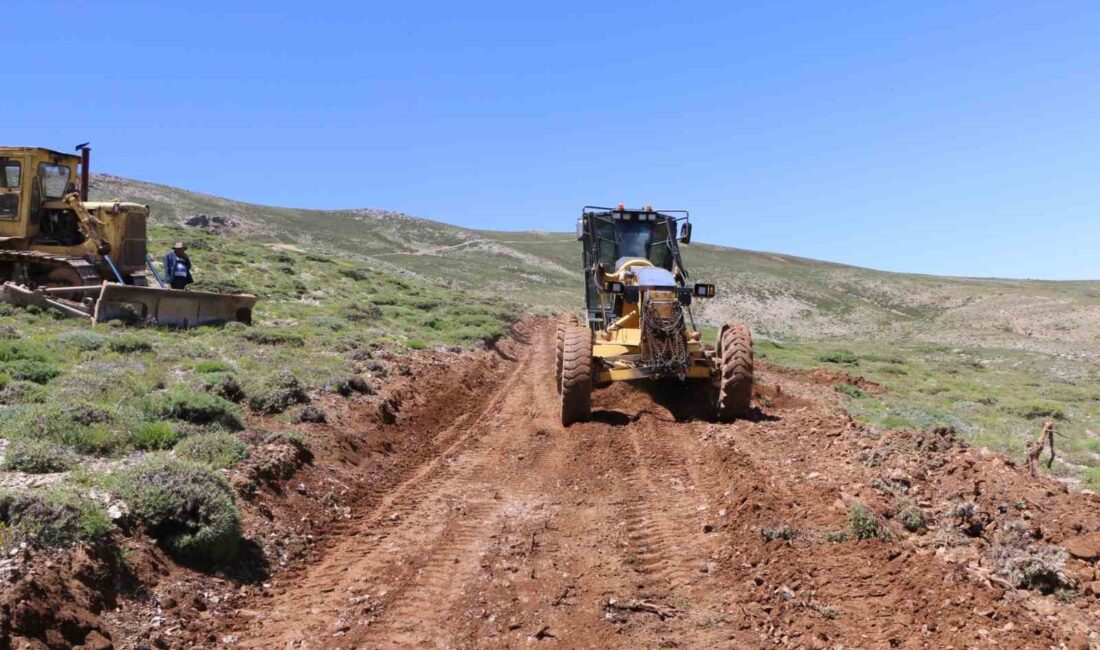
top-left (0, 250), bottom-right (102, 286)
top-left (220, 320), bottom-right (1100, 649)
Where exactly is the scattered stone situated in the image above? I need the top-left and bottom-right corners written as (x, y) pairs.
top-left (1062, 532), bottom-right (1100, 561)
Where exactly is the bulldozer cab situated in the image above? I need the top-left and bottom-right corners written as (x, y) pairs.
top-left (577, 206), bottom-right (690, 328)
top-left (0, 147), bottom-right (81, 237)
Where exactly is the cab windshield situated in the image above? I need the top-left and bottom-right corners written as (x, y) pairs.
top-left (613, 220), bottom-right (671, 269)
top-left (38, 164), bottom-right (71, 199)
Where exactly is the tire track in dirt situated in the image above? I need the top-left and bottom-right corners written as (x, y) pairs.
top-left (221, 323), bottom-right (1100, 649)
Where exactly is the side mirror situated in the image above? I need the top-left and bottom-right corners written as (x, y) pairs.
top-left (575, 218), bottom-right (584, 241)
top-left (678, 222), bottom-right (692, 244)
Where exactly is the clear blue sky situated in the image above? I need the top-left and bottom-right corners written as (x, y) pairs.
top-left (5, 1), bottom-right (1099, 279)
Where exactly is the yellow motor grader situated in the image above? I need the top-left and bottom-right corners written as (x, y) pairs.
top-left (556, 205), bottom-right (753, 425)
top-left (0, 145), bottom-right (255, 327)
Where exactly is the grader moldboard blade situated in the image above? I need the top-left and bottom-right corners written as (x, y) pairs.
top-left (94, 283), bottom-right (257, 327)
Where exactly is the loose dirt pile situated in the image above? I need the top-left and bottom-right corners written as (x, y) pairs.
top-left (4, 320), bottom-right (1099, 648)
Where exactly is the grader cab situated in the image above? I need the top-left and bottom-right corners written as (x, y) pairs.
top-left (556, 205), bottom-right (753, 425)
top-left (0, 145), bottom-right (256, 326)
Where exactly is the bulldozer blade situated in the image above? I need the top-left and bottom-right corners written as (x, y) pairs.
top-left (1, 282), bottom-right (92, 318)
top-left (93, 283), bottom-right (257, 328)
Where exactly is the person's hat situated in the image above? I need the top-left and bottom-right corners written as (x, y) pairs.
top-left (173, 242), bottom-right (187, 250)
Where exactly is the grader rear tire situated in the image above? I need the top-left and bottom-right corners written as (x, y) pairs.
top-left (716, 323), bottom-right (753, 421)
top-left (555, 314), bottom-right (579, 393)
top-left (560, 326), bottom-right (592, 426)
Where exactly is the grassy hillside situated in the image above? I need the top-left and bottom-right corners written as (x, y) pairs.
top-left (92, 174), bottom-right (1099, 358)
top-left (86, 175), bottom-right (1100, 491)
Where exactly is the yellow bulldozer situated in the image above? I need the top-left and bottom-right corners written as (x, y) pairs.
top-left (556, 205), bottom-right (753, 425)
top-left (0, 145), bottom-right (256, 327)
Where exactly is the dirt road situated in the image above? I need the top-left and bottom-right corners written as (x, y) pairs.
top-left (222, 321), bottom-right (1100, 649)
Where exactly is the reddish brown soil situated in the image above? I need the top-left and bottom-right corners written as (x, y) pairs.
top-left (7, 319), bottom-right (1100, 648)
top-left (212, 320), bottom-right (1097, 649)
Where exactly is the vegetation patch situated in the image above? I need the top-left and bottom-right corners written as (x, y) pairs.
top-left (818, 350), bottom-right (859, 365)
top-left (2, 439), bottom-right (77, 474)
top-left (200, 372), bottom-right (246, 402)
top-left (834, 384), bottom-right (865, 399)
top-left (195, 360), bottom-right (233, 374)
top-left (0, 488), bottom-right (112, 548)
top-left (57, 330), bottom-right (108, 351)
top-left (761, 522), bottom-right (799, 541)
top-left (129, 421), bottom-right (180, 451)
top-left (847, 502), bottom-right (891, 541)
top-left (990, 521), bottom-right (1072, 593)
top-left (108, 336), bottom-right (154, 354)
top-left (144, 389), bottom-right (244, 430)
top-left (242, 329), bottom-right (305, 347)
top-left (113, 457), bottom-right (241, 564)
top-left (248, 372), bottom-right (309, 415)
top-left (174, 432), bottom-right (249, 469)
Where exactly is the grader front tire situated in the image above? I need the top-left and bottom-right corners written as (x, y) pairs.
top-left (716, 323), bottom-right (753, 421)
top-left (560, 326), bottom-right (592, 426)
top-left (555, 315), bottom-right (578, 393)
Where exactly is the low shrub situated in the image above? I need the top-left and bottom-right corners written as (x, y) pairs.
top-left (114, 457), bottom-right (241, 563)
top-left (339, 267), bottom-right (371, 282)
top-left (834, 384), bottom-right (865, 399)
top-left (343, 302), bottom-right (382, 322)
top-left (0, 489), bottom-right (112, 548)
top-left (199, 372), bottom-right (246, 402)
top-left (144, 389), bottom-right (244, 430)
top-left (174, 432), bottom-right (249, 469)
top-left (62, 424), bottom-right (129, 456)
top-left (2, 439), bottom-right (77, 474)
top-left (195, 360), bottom-right (233, 374)
top-left (761, 523), bottom-right (799, 541)
top-left (818, 350), bottom-right (859, 365)
top-left (896, 501), bottom-right (926, 532)
top-left (294, 406), bottom-right (327, 424)
top-left (3, 359), bottom-right (62, 384)
top-left (990, 521), bottom-right (1072, 593)
top-left (1010, 402), bottom-right (1066, 421)
top-left (109, 337), bottom-right (153, 354)
top-left (308, 316), bottom-right (347, 331)
top-left (0, 340), bottom-right (50, 363)
top-left (848, 502), bottom-right (891, 541)
top-left (242, 329), bottom-right (304, 347)
top-left (130, 421), bottom-right (180, 451)
top-left (328, 375), bottom-right (375, 397)
top-left (248, 372), bottom-right (309, 415)
top-left (57, 330), bottom-right (107, 351)
top-left (406, 338), bottom-right (427, 350)
top-left (0, 381), bottom-right (48, 404)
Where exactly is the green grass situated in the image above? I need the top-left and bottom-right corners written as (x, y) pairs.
top-left (757, 338), bottom-right (1100, 488)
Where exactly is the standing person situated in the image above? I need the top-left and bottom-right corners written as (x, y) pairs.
top-left (164, 242), bottom-right (194, 290)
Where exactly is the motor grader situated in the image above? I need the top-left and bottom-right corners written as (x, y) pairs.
top-left (556, 205), bottom-right (753, 425)
top-left (0, 145), bottom-right (255, 326)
